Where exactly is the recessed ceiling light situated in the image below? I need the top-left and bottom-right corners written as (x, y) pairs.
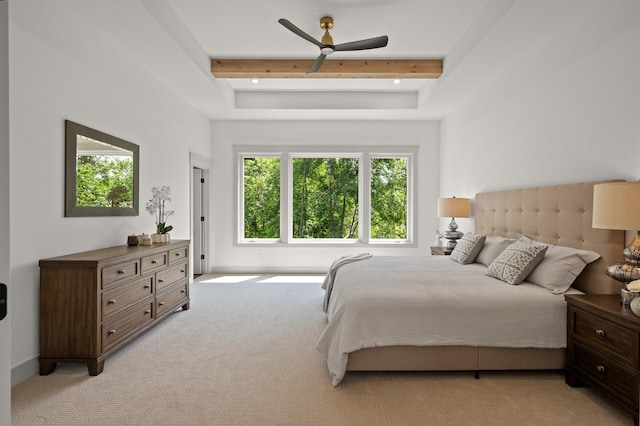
top-left (393, 79), bottom-right (401, 84)
top-left (251, 78), bottom-right (259, 84)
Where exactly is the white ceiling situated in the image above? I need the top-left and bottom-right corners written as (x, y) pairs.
top-left (64, 0), bottom-right (566, 120)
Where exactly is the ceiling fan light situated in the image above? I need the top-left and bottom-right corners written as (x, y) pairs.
top-left (321, 46), bottom-right (334, 55)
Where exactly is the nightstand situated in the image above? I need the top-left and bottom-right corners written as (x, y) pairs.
top-left (430, 246), bottom-right (452, 256)
top-left (565, 294), bottom-right (640, 425)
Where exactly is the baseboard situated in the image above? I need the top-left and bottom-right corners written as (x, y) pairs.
top-left (12, 356), bottom-right (38, 387)
top-left (208, 266), bottom-right (327, 274)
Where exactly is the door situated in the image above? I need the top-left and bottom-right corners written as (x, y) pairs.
top-left (190, 153), bottom-right (210, 277)
top-left (0, 1), bottom-right (11, 423)
top-left (192, 167), bottom-right (205, 275)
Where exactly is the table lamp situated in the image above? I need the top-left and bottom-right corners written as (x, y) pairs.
top-left (438, 196), bottom-right (471, 249)
top-left (592, 181), bottom-right (640, 305)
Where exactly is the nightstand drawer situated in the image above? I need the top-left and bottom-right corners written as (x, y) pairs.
top-left (574, 342), bottom-right (637, 408)
top-left (573, 309), bottom-right (639, 369)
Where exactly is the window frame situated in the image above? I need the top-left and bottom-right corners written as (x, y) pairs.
top-left (235, 145), bottom-right (417, 247)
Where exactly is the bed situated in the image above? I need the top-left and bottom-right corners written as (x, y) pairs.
top-left (317, 180), bottom-right (626, 386)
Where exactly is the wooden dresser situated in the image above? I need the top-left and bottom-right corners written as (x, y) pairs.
top-left (39, 240), bottom-right (190, 376)
top-left (565, 294), bottom-right (640, 425)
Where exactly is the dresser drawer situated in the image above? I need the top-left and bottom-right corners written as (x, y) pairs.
top-left (169, 246), bottom-right (188, 264)
top-left (141, 252), bottom-right (168, 274)
top-left (156, 282), bottom-right (189, 317)
top-left (102, 302), bottom-right (154, 352)
top-left (102, 260), bottom-right (139, 289)
top-left (156, 262), bottom-right (188, 292)
top-left (572, 308), bottom-right (640, 369)
top-left (102, 276), bottom-right (154, 320)
top-left (574, 342), bottom-right (637, 409)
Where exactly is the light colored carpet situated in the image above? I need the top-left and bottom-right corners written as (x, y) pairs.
top-left (12, 276), bottom-right (633, 425)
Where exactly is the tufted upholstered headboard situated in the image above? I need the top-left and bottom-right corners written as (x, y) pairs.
top-left (474, 180), bottom-right (626, 295)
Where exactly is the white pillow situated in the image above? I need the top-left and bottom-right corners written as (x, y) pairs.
top-left (486, 242), bottom-right (548, 285)
top-left (475, 236), bottom-right (515, 266)
top-left (526, 245), bottom-right (601, 294)
top-left (450, 233), bottom-right (486, 265)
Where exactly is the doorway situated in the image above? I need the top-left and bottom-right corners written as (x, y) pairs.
top-left (190, 153), bottom-right (211, 278)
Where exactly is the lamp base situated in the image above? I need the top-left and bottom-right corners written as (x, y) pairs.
top-left (442, 217), bottom-right (464, 250)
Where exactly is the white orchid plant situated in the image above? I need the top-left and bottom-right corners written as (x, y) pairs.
top-left (145, 186), bottom-right (174, 234)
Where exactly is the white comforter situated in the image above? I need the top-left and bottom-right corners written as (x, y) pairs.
top-left (316, 256), bottom-right (578, 386)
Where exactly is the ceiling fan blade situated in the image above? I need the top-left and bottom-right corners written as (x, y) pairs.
top-left (307, 54), bottom-right (327, 73)
top-left (333, 35), bottom-right (389, 51)
top-left (278, 19), bottom-right (323, 48)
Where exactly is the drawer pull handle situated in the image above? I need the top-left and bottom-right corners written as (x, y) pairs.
top-left (595, 329), bottom-right (606, 337)
top-left (117, 269), bottom-right (126, 274)
top-left (108, 329), bottom-right (117, 335)
top-left (596, 365), bottom-right (605, 374)
top-left (152, 260), bottom-right (157, 264)
top-left (158, 279), bottom-right (164, 283)
top-left (144, 285), bottom-right (151, 289)
top-left (181, 270), bottom-right (185, 273)
top-left (181, 290), bottom-right (186, 293)
top-left (108, 299), bottom-right (116, 305)
top-left (145, 310), bottom-right (151, 314)
top-left (159, 302), bottom-right (165, 306)
top-left (175, 253), bottom-right (181, 257)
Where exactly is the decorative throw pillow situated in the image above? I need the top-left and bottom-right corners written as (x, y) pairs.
top-left (486, 242), bottom-right (548, 285)
top-left (526, 245), bottom-right (601, 294)
top-left (475, 236), bottom-right (516, 266)
top-left (450, 233), bottom-right (486, 264)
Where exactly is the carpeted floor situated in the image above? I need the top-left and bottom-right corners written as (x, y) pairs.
top-left (12, 276), bottom-right (634, 425)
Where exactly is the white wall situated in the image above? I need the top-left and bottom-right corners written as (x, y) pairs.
top-left (210, 120), bottom-right (440, 272)
top-left (440, 1), bottom-right (640, 226)
top-left (9, 1), bottom-right (211, 383)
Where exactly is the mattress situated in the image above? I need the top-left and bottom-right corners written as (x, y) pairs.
top-left (316, 255), bottom-right (579, 386)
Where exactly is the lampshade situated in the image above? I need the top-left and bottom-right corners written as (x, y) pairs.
top-left (592, 181), bottom-right (640, 306)
top-left (592, 182), bottom-right (640, 230)
top-left (438, 197), bottom-right (471, 218)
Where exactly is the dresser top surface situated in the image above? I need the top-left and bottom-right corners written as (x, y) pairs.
top-left (39, 240), bottom-right (189, 266)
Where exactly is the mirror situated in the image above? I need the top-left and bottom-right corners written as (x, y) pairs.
top-left (65, 120), bottom-right (139, 217)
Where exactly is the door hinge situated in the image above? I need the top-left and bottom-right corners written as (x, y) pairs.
top-left (200, 254), bottom-right (205, 260)
top-left (200, 216), bottom-right (205, 222)
top-left (200, 178), bottom-right (205, 183)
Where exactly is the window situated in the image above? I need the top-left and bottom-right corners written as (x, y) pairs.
top-left (242, 156), bottom-right (280, 239)
top-left (292, 157), bottom-right (359, 239)
top-left (238, 147), bottom-right (415, 245)
top-left (370, 157), bottom-right (408, 240)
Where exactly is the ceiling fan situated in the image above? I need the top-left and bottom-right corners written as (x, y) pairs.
top-left (278, 16), bottom-right (389, 74)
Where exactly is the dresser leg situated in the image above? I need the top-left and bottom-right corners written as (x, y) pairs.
top-left (182, 301), bottom-right (190, 311)
top-left (87, 359), bottom-right (104, 376)
top-left (39, 360), bottom-right (57, 375)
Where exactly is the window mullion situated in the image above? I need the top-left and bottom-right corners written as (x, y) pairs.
top-left (282, 153), bottom-right (292, 243)
top-left (361, 153), bottom-right (371, 243)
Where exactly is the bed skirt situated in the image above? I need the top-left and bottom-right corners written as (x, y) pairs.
top-left (346, 346), bottom-right (565, 372)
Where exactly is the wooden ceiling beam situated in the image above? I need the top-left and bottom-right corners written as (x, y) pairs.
top-left (211, 59), bottom-right (443, 79)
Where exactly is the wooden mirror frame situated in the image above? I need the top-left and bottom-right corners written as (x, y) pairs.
top-left (65, 120), bottom-right (139, 217)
